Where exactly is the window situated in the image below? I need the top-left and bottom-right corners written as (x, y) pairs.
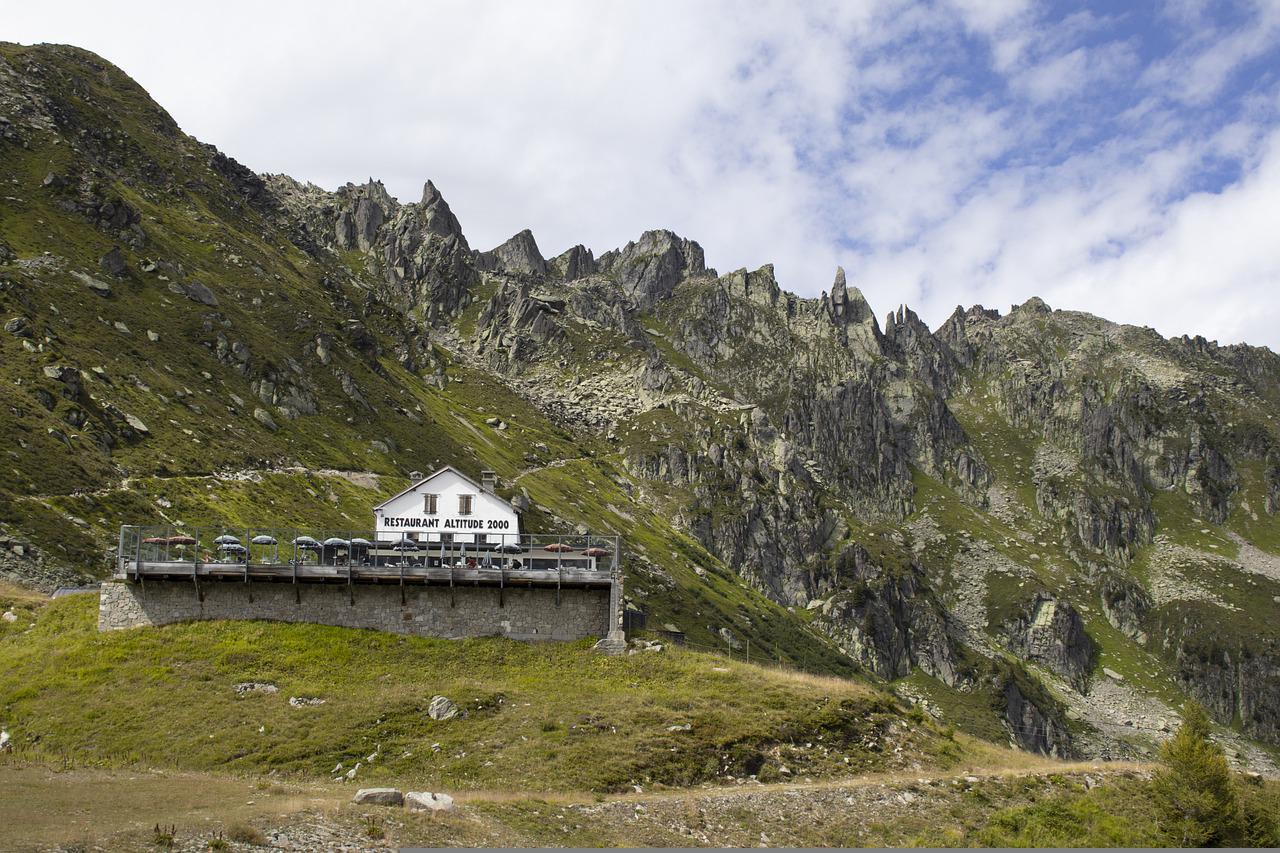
top-left (423, 493), bottom-right (438, 515)
top-left (458, 494), bottom-right (474, 516)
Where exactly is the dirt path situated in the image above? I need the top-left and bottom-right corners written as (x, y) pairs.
top-left (0, 757), bottom-right (1158, 851)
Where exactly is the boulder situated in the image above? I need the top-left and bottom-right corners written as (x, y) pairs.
top-left (124, 413), bottom-right (149, 434)
top-left (4, 316), bottom-right (30, 337)
top-left (72, 270), bottom-right (112, 296)
top-left (99, 246), bottom-right (127, 277)
top-left (253, 407), bottom-right (279, 432)
top-left (427, 695), bottom-right (459, 720)
top-left (2, 610), bottom-right (16, 623)
top-left (353, 788), bottom-right (403, 806)
top-left (183, 281), bottom-right (219, 306)
top-left (405, 791), bottom-right (454, 812)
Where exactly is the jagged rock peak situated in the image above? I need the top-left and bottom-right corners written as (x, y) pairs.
top-left (477, 228), bottom-right (548, 277)
top-left (597, 229), bottom-right (711, 308)
top-left (412, 179), bottom-right (467, 245)
top-left (883, 304), bottom-right (929, 339)
top-left (822, 266), bottom-right (875, 328)
top-left (935, 304), bottom-right (1001, 368)
top-left (721, 264), bottom-right (783, 308)
top-left (337, 178), bottom-right (396, 208)
top-left (334, 179), bottom-right (396, 252)
top-left (421, 179), bottom-right (444, 206)
top-left (1015, 296), bottom-right (1052, 316)
top-left (550, 244), bottom-right (597, 280)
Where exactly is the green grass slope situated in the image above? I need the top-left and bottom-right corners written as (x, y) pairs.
top-left (0, 595), bottom-right (964, 794)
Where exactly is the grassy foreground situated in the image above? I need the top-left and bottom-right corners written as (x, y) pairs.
top-left (0, 595), bottom-right (963, 795)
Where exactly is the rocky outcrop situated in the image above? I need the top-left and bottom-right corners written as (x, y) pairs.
top-left (266, 176), bottom-right (478, 321)
top-left (1002, 595), bottom-right (1096, 692)
top-left (997, 664), bottom-right (1074, 758)
top-left (818, 547), bottom-right (963, 685)
top-left (474, 280), bottom-right (566, 371)
top-left (1154, 604), bottom-right (1280, 743)
top-left (1098, 573), bottom-right (1151, 642)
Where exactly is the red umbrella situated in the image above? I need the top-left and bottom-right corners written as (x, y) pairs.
top-left (582, 546), bottom-right (610, 557)
top-left (168, 535), bottom-right (197, 546)
top-left (142, 537), bottom-right (168, 545)
top-left (544, 543), bottom-right (576, 553)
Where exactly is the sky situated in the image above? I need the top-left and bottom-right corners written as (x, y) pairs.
top-left (7, 0), bottom-right (1280, 349)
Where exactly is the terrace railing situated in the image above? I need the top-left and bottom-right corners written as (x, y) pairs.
top-left (118, 524), bottom-right (620, 577)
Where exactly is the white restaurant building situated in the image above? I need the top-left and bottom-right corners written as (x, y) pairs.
top-left (372, 466), bottom-right (520, 547)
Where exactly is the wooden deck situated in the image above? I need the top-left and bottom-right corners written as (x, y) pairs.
top-left (114, 560), bottom-right (614, 589)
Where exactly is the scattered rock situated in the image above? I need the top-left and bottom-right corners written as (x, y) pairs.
top-left (0, 730), bottom-right (10, 752)
top-left (406, 791), bottom-right (454, 812)
top-left (594, 636), bottom-right (627, 655)
top-left (234, 682), bottom-right (278, 696)
top-left (1, 610), bottom-right (16, 623)
top-left (289, 696), bottom-right (326, 707)
top-left (353, 788), bottom-right (403, 806)
top-left (427, 695), bottom-right (459, 721)
top-left (1102, 667), bottom-right (1125, 683)
top-left (146, 329), bottom-right (160, 342)
top-left (124, 413), bottom-right (149, 434)
top-left (667, 723), bottom-right (691, 732)
top-left (4, 316), bottom-right (30, 337)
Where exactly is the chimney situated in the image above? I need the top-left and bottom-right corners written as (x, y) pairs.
top-left (480, 470), bottom-right (497, 492)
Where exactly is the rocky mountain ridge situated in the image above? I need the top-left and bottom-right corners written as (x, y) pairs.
top-left (2, 42), bottom-right (1279, 771)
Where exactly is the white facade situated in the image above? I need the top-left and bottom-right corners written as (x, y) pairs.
top-left (372, 467), bottom-right (520, 545)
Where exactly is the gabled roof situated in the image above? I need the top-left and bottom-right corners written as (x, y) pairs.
top-left (371, 466), bottom-right (510, 512)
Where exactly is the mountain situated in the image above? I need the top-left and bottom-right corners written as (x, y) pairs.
top-left (2, 42), bottom-right (1279, 770)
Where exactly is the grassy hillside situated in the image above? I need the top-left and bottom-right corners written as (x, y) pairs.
top-left (0, 595), bottom-right (966, 794)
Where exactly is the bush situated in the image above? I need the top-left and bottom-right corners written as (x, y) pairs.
top-left (151, 823), bottom-right (176, 848)
top-left (226, 822), bottom-right (266, 845)
top-left (1151, 703), bottom-right (1242, 846)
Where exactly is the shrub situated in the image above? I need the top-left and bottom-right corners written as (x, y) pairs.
top-left (151, 823), bottom-right (176, 848)
top-left (360, 815), bottom-right (385, 840)
top-left (226, 822), bottom-right (266, 845)
top-left (1151, 703), bottom-right (1242, 847)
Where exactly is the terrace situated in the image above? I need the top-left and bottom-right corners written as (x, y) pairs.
top-left (115, 525), bottom-right (619, 602)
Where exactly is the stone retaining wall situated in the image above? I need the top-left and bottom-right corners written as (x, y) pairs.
top-left (98, 579), bottom-right (610, 641)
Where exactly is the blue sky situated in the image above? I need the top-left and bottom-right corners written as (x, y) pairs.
top-left (8, 0), bottom-right (1280, 348)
